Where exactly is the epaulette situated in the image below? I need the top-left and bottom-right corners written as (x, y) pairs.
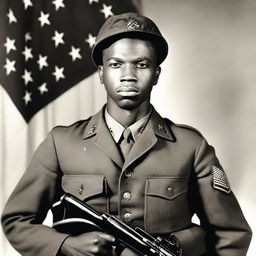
top-left (173, 123), bottom-right (203, 137)
top-left (54, 116), bottom-right (92, 130)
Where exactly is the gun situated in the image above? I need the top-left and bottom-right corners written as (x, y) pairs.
top-left (52, 193), bottom-right (182, 256)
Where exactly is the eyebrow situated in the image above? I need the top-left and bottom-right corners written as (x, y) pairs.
top-left (105, 57), bottom-right (152, 63)
top-left (105, 57), bottom-right (123, 62)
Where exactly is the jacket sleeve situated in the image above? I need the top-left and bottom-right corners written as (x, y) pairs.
top-left (191, 138), bottom-right (252, 256)
top-left (1, 131), bottom-right (69, 256)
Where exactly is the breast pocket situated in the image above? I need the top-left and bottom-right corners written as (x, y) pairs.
top-left (62, 175), bottom-right (108, 212)
top-left (144, 177), bottom-right (190, 233)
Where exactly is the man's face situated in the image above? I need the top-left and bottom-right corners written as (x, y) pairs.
top-left (98, 38), bottom-right (161, 110)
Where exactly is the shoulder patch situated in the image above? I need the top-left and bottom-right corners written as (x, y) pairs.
top-left (174, 123), bottom-right (203, 137)
top-left (212, 165), bottom-right (231, 194)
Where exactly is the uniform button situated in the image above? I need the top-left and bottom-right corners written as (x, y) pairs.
top-left (167, 186), bottom-right (173, 195)
top-left (124, 213), bottom-right (133, 221)
top-left (123, 192), bottom-right (131, 200)
top-left (124, 170), bottom-right (132, 178)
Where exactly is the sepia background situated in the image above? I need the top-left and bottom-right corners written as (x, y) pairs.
top-left (1, 0), bottom-right (255, 255)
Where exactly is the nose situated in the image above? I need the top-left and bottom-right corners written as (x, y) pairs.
top-left (120, 65), bottom-right (137, 83)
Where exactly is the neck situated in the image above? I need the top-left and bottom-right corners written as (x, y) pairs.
top-left (106, 101), bottom-right (151, 128)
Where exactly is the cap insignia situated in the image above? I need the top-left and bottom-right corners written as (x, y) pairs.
top-left (127, 20), bottom-right (140, 30)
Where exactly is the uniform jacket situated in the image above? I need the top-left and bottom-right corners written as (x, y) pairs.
top-left (1, 106), bottom-right (252, 256)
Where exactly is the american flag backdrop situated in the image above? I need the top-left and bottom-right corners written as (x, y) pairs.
top-left (0, 0), bottom-right (139, 122)
top-left (1, 2), bottom-right (140, 254)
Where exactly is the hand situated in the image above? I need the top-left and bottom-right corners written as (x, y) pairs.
top-left (120, 248), bottom-right (138, 256)
top-left (60, 231), bottom-right (116, 256)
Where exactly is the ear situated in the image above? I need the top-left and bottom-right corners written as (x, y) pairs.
top-left (98, 65), bottom-right (104, 84)
top-left (153, 66), bottom-right (161, 85)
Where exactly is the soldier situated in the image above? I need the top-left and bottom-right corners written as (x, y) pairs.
top-left (1, 12), bottom-right (252, 256)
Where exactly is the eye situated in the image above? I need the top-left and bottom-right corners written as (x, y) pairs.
top-left (136, 62), bottom-right (149, 69)
top-left (109, 62), bottom-right (122, 68)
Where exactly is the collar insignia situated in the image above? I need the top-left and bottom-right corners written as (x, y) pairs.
top-left (158, 124), bottom-right (167, 134)
top-left (88, 125), bottom-right (96, 134)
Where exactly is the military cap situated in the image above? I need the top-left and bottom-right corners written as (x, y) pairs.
top-left (92, 12), bottom-right (168, 66)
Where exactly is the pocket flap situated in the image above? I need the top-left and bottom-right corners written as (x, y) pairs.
top-left (62, 175), bottom-right (105, 201)
top-left (145, 177), bottom-right (188, 200)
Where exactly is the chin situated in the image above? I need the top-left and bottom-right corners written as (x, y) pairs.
top-left (118, 99), bottom-right (141, 110)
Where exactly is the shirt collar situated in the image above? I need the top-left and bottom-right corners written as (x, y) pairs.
top-left (105, 107), bottom-right (152, 143)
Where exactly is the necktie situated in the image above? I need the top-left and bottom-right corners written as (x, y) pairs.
top-left (120, 128), bottom-right (134, 160)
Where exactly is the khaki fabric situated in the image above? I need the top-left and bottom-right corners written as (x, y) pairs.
top-left (1, 106), bottom-right (251, 256)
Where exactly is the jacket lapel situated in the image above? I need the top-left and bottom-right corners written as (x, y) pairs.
top-left (83, 107), bottom-right (123, 169)
top-left (82, 106), bottom-right (176, 171)
top-left (123, 121), bottom-right (157, 170)
top-left (123, 108), bottom-right (176, 170)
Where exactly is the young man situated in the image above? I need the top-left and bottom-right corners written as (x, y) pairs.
top-left (2, 13), bottom-right (252, 256)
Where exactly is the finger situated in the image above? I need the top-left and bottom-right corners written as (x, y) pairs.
top-left (120, 248), bottom-right (138, 256)
top-left (91, 243), bottom-right (115, 256)
top-left (96, 232), bottom-right (115, 243)
top-left (92, 247), bottom-right (114, 256)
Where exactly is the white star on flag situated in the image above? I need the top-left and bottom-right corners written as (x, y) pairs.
top-left (38, 11), bottom-right (51, 27)
top-left (52, 30), bottom-right (65, 47)
top-left (22, 46), bottom-right (33, 61)
top-left (4, 58), bottom-right (16, 75)
top-left (23, 91), bottom-right (32, 105)
top-left (69, 46), bottom-right (82, 62)
top-left (52, 0), bottom-right (65, 11)
top-left (38, 83), bottom-right (48, 94)
top-left (100, 4), bottom-right (113, 19)
top-left (88, 0), bottom-right (99, 4)
top-left (23, 0), bottom-right (33, 10)
top-left (53, 65), bottom-right (65, 81)
top-left (85, 34), bottom-right (96, 48)
top-left (37, 55), bottom-right (48, 70)
top-left (0, 0), bottom-right (138, 122)
top-left (25, 32), bottom-right (32, 42)
top-left (4, 37), bottom-right (16, 54)
top-left (22, 69), bottom-right (33, 85)
top-left (7, 9), bottom-right (17, 24)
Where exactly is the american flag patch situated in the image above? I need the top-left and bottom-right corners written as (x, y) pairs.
top-left (212, 165), bottom-right (231, 194)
